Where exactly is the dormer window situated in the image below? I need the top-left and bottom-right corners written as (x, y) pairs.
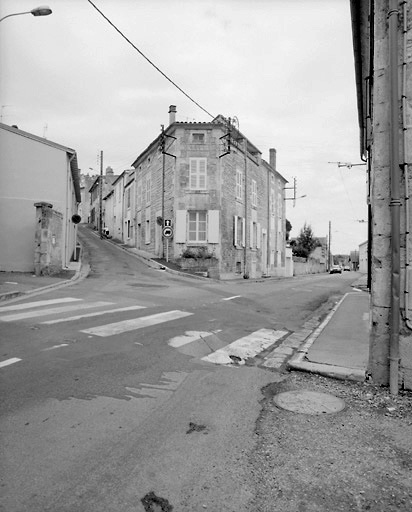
top-left (192, 132), bottom-right (205, 143)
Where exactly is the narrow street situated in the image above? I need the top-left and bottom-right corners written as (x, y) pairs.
top-left (0, 226), bottom-right (360, 512)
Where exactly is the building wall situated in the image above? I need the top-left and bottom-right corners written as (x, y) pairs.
top-left (0, 128), bottom-right (73, 271)
top-left (361, 1), bottom-right (412, 388)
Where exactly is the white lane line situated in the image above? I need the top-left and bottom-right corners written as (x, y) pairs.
top-left (42, 344), bottom-right (69, 351)
top-left (0, 357), bottom-right (22, 368)
top-left (81, 310), bottom-right (193, 337)
top-left (0, 301), bottom-right (113, 322)
top-left (0, 297), bottom-right (82, 312)
top-left (291, 288), bottom-right (313, 292)
top-left (201, 329), bottom-right (288, 365)
top-left (222, 295), bottom-right (242, 301)
top-left (41, 305), bottom-right (147, 325)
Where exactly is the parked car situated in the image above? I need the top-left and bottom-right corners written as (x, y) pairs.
top-left (343, 265), bottom-right (351, 271)
top-left (330, 265), bottom-right (342, 274)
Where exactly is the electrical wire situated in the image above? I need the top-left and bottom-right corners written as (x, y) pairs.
top-left (86, 0), bottom-right (215, 119)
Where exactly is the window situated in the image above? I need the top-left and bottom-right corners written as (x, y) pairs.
top-left (251, 179), bottom-right (257, 207)
top-left (126, 188), bottom-right (131, 209)
top-left (236, 169), bottom-right (243, 199)
top-left (192, 133), bottom-right (205, 143)
top-left (189, 158), bottom-right (207, 190)
top-left (136, 179), bottom-right (142, 210)
top-left (126, 220), bottom-right (131, 239)
top-left (188, 211), bottom-right (207, 242)
top-left (252, 222), bottom-right (257, 249)
top-left (146, 176), bottom-right (151, 204)
top-left (145, 218), bottom-right (150, 244)
top-left (234, 215), bottom-right (245, 247)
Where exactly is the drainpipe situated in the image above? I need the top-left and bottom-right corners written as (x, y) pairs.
top-left (388, 0), bottom-right (401, 395)
top-left (401, 0), bottom-right (412, 330)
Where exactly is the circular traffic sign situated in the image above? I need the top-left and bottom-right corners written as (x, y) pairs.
top-left (162, 227), bottom-right (173, 238)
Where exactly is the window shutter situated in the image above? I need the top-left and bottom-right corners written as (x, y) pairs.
top-left (175, 210), bottom-right (187, 243)
top-left (242, 217), bottom-right (246, 247)
top-left (257, 223), bottom-right (261, 249)
top-left (250, 221), bottom-right (254, 248)
top-left (234, 215), bottom-right (238, 246)
top-left (208, 210), bottom-right (220, 243)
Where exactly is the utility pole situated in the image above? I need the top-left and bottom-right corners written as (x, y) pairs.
top-left (99, 150), bottom-right (103, 239)
top-left (243, 137), bottom-right (248, 278)
top-left (328, 220), bottom-right (332, 270)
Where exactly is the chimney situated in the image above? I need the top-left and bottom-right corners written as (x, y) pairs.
top-left (168, 105), bottom-right (177, 125)
top-left (269, 148), bottom-right (277, 170)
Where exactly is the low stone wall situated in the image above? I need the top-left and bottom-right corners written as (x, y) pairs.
top-left (293, 257), bottom-right (326, 276)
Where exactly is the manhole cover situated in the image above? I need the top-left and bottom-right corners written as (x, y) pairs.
top-left (273, 390), bottom-right (345, 415)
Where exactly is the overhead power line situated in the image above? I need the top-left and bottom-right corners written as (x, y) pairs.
top-left (86, 0), bottom-right (215, 119)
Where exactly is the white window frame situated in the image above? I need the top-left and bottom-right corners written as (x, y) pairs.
top-left (145, 218), bottom-right (151, 244)
top-left (236, 169), bottom-right (243, 200)
top-left (251, 179), bottom-right (257, 207)
top-left (188, 211), bottom-right (207, 242)
top-left (189, 158), bottom-right (207, 190)
top-left (146, 175), bottom-right (151, 204)
top-left (234, 215), bottom-right (245, 248)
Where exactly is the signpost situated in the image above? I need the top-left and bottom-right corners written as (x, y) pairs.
top-left (162, 223), bottom-right (173, 262)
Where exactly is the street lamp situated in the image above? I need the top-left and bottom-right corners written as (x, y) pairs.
top-left (0, 6), bottom-right (52, 23)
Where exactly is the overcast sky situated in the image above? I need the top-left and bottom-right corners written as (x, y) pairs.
top-left (0, 0), bottom-right (368, 254)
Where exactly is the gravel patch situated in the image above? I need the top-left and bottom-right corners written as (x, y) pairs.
top-left (250, 372), bottom-right (412, 511)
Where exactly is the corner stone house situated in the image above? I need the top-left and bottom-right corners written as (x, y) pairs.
top-left (0, 123), bottom-right (81, 274)
top-left (106, 107), bottom-right (290, 280)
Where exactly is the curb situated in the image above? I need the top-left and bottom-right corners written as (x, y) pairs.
top-left (0, 257), bottom-right (90, 304)
top-left (287, 291), bottom-right (367, 383)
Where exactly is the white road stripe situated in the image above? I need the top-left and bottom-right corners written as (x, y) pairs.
top-left (201, 329), bottom-right (288, 365)
top-left (41, 305), bottom-right (146, 324)
top-left (81, 310), bottom-right (193, 337)
top-left (0, 301), bottom-right (113, 322)
top-left (0, 357), bottom-right (21, 368)
top-left (222, 295), bottom-right (242, 301)
top-left (42, 344), bottom-right (69, 351)
top-left (0, 297), bottom-right (82, 312)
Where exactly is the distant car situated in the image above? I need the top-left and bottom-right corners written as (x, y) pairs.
top-left (330, 265), bottom-right (342, 274)
top-left (343, 265), bottom-right (351, 271)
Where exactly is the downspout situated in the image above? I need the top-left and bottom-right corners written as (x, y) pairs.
top-left (388, 0), bottom-right (401, 395)
top-left (402, 0), bottom-right (412, 330)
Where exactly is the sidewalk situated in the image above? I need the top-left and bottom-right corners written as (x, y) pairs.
top-left (0, 262), bottom-right (85, 302)
top-left (288, 275), bottom-right (370, 382)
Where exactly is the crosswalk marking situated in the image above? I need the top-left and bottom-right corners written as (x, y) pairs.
top-left (201, 328), bottom-right (288, 365)
top-left (0, 297), bottom-right (81, 313)
top-left (41, 305), bottom-right (147, 325)
top-left (0, 357), bottom-right (21, 368)
top-left (0, 301), bottom-right (113, 322)
top-left (81, 310), bottom-right (193, 337)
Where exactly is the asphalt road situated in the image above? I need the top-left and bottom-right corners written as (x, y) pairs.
top-left (0, 228), bottom-right (361, 511)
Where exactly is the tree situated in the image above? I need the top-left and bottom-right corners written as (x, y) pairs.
top-left (285, 219), bottom-right (292, 241)
top-left (292, 223), bottom-right (320, 258)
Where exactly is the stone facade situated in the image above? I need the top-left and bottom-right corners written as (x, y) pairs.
top-left (351, 0), bottom-right (412, 389)
top-left (130, 111), bottom-right (289, 280)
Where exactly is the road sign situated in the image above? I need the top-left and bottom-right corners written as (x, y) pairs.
top-left (164, 219), bottom-right (172, 227)
top-left (162, 227), bottom-right (173, 238)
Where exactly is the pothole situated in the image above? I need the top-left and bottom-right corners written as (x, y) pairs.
top-left (141, 492), bottom-right (173, 512)
top-left (273, 390), bottom-right (346, 415)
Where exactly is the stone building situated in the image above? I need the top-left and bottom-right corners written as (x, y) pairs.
top-left (89, 166), bottom-right (118, 232)
top-left (351, 0), bottom-right (412, 390)
top-left (129, 106), bottom-right (289, 280)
